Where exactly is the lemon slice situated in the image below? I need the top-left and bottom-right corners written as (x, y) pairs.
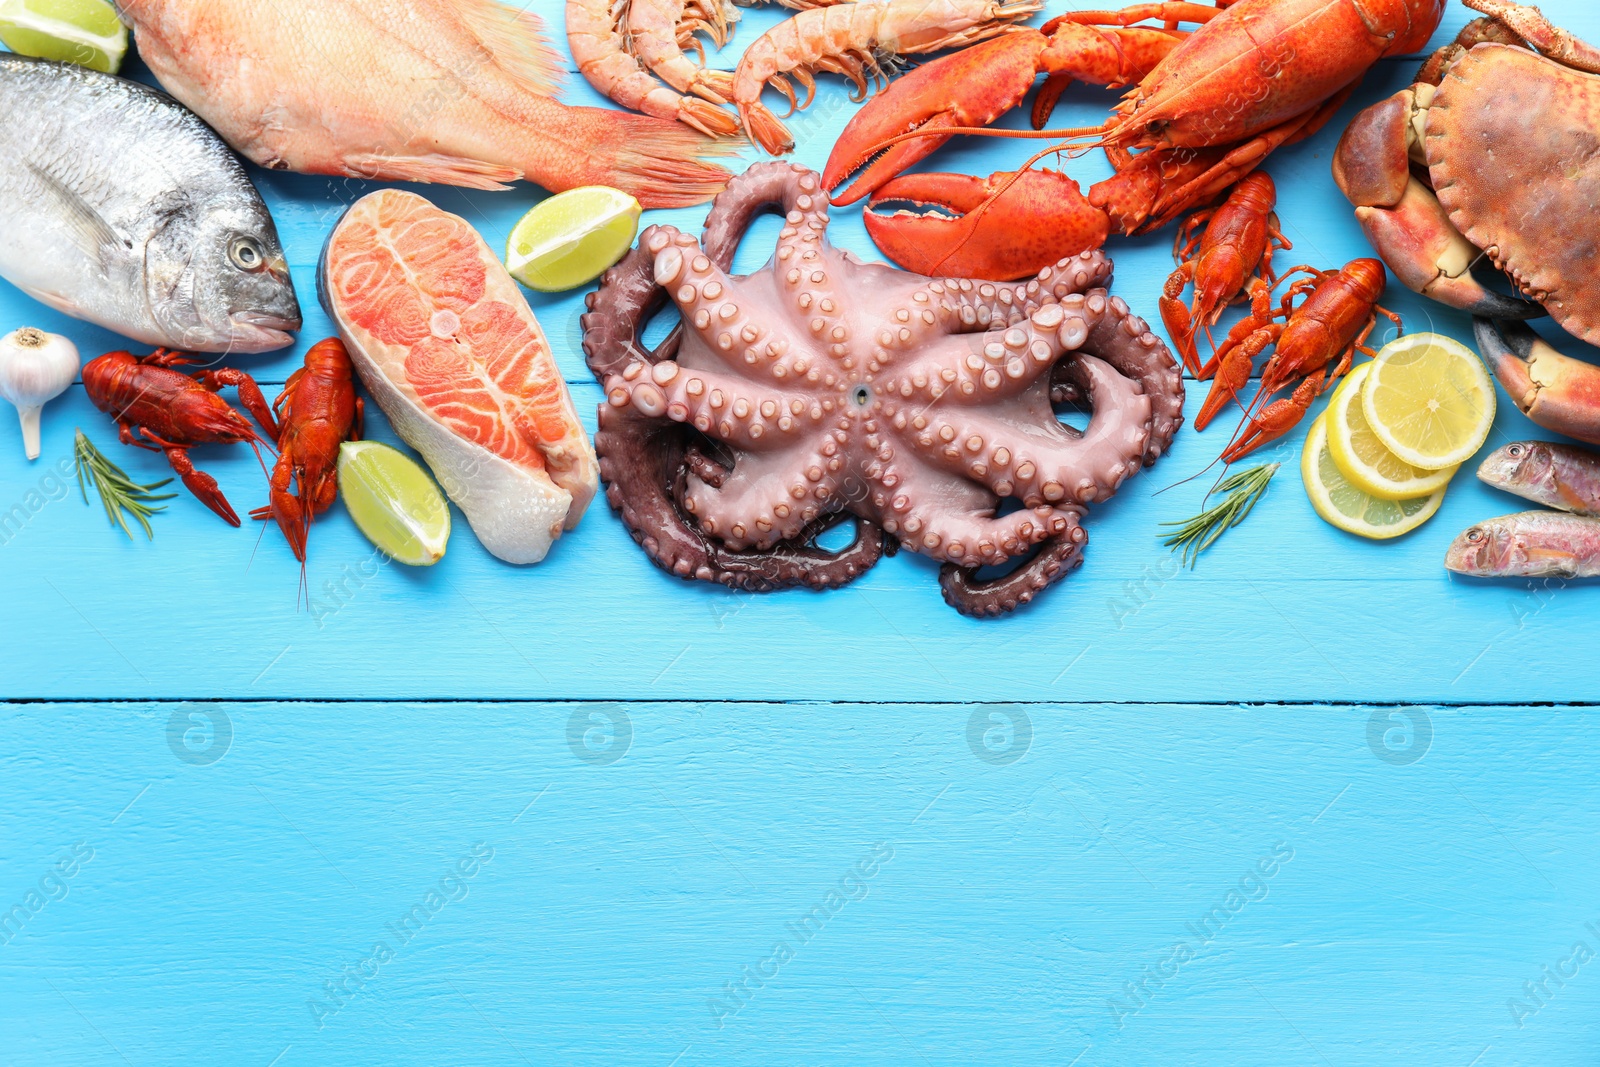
top-left (0, 0), bottom-right (127, 73)
top-left (337, 440), bottom-right (451, 566)
top-left (1361, 332), bottom-right (1495, 470)
top-left (1302, 414), bottom-right (1446, 539)
top-left (1326, 362), bottom-right (1458, 500)
top-left (506, 186), bottom-right (641, 292)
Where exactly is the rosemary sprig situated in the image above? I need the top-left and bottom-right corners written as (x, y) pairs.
top-left (74, 429), bottom-right (177, 541)
top-left (1160, 463), bottom-right (1279, 568)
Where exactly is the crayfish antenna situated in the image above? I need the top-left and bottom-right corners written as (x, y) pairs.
top-left (1156, 452), bottom-right (1229, 496)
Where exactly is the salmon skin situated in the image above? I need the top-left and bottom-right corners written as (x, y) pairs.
top-left (116, 0), bottom-right (730, 209)
top-left (1477, 441), bottom-right (1600, 517)
top-left (1445, 511), bottom-right (1600, 579)
top-left (321, 189), bottom-right (598, 565)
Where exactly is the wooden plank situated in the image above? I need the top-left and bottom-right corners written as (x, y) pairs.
top-left (1, 701), bottom-right (1595, 1066)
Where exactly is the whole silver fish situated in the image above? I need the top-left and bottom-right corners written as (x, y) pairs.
top-left (0, 56), bottom-right (300, 352)
top-left (1445, 511), bottom-right (1600, 578)
top-left (1477, 440), bottom-right (1600, 516)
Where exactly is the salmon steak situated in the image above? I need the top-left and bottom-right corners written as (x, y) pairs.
top-left (322, 189), bottom-right (598, 564)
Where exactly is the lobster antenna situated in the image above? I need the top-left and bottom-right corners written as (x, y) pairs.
top-left (920, 138), bottom-right (1089, 275)
top-left (857, 122), bottom-right (1111, 157)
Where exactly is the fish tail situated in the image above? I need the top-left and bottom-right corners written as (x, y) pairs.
top-left (541, 107), bottom-right (736, 209)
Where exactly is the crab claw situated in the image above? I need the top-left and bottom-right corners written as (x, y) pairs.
top-left (823, 31), bottom-right (1047, 207)
top-left (863, 170), bottom-right (1109, 281)
top-left (1355, 178), bottom-right (1544, 320)
top-left (1474, 319), bottom-right (1600, 446)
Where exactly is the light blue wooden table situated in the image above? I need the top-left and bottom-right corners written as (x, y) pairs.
top-left (3, 3), bottom-right (1599, 1064)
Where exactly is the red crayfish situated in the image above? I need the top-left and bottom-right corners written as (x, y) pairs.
top-left (1159, 171), bottom-right (1290, 375)
top-left (82, 349), bottom-right (277, 526)
top-left (249, 338), bottom-right (363, 563)
top-left (1195, 257), bottom-right (1401, 462)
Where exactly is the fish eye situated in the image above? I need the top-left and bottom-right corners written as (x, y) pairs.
top-left (1508, 445), bottom-right (1523, 456)
top-left (229, 236), bottom-right (265, 272)
top-left (1466, 528), bottom-right (1485, 543)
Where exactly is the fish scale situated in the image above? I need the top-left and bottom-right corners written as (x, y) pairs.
top-left (0, 54), bottom-right (300, 352)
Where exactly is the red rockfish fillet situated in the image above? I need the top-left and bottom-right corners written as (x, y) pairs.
top-left (116, 0), bottom-right (730, 208)
top-left (322, 189), bottom-right (598, 564)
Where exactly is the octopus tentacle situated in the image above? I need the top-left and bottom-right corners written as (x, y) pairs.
top-left (682, 443), bottom-right (841, 549)
top-left (894, 355), bottom-right (1150, 508)
top-left (1085, 295), bottom-right (1185, 465)
top-left (605, 359), bottom-right (818, 449)
top-left (899, 495), bottom-right (1070, 567)
top-left (939, 508), bottom-right (1090, 617)
top-left (883, 303), bottom-right (1095, 407)
top-left (936, 252), bottom-right (1118, 332)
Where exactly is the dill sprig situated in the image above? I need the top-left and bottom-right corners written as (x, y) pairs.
top-left (74, 429), bottom-right (176, 541)
top-left (1160, 463), bottom-right (1279, 568)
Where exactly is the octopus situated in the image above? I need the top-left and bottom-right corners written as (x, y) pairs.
top-left (582, 163), bottom-right (1184, 615)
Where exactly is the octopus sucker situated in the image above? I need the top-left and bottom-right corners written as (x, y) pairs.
top-left (584, 164), bottom-right (1183, 615)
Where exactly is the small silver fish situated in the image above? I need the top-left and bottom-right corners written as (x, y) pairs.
top-left (1445, 511), bottom-right (1600, 579)
top-left (0, 56), bottom-right (299, 352)
top-left (1477, 440), bottom-right (1600, 516)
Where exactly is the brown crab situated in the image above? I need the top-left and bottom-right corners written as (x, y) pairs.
top-left (1333, 0), bottom-right (1600, 344)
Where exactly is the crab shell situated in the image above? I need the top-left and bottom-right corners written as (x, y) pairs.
top-left (1427, 43), bottom-right (1600, 345)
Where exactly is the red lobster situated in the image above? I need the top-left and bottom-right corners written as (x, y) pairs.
top-left (249, 338), bottom-right (363, 562)
top-left (1196, 258), bottom-right (1400, 462)
top-left (1158, 171), bottom-right (1289, 375)
top-left (83, 349), bottom-right (277, 526)
top-left (821, 0), bottom-right (1447, 281)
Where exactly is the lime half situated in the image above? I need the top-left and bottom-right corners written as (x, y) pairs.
top-left (506, 186), bottom-right (641, 292)
top-left (337, 440), bottom-right (451, 566)
top-left (0, 0), bottom-right (127, 73)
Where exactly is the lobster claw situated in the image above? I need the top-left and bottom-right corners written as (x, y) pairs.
top-left (863, 170), bottom-right (1109, 281)
top-left (823, 32), bottom-right (1047, 207)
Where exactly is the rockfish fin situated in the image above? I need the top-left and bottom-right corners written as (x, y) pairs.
top-left (25, 159), bottom-right (122, 267)
top-left (453, 0), bottom-right (564, 97)
top-left (344, 152), bottom-right (523, 191)
top-left (598, 117), bottom-right (735, 208)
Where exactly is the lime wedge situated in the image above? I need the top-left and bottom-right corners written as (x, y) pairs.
top-left (0, 0), bottom-right (127, 73)
top-left (337, 440), bottom-right (450, 566)
top-left (506, 186), bottom-right (641, 292)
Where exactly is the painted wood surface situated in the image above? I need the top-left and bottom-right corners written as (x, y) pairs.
top-left (3, 703), bottom-right (1599, 1067)
top-left (3, 3), bottom-right (1600, 1065)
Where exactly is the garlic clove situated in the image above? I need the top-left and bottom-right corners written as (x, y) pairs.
top-left (18, 405), bottom-right (41, 460)
top-left (0, 327), bottom-right (80, 462)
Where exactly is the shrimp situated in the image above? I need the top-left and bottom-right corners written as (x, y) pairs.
top-left (627, 0), bottom-right (855, 108)
top-left (732, 0), bottom-right (1043, 155)
top-left (627, 0), bottom-right (740, 104)
top-left (568, 0), bottom-right (741, 137)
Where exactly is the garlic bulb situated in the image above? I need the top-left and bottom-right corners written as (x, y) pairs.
top-left (0, 328), bottom-right (80, 461)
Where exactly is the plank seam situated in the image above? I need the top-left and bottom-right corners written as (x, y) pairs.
top-left (6, 698), bottom-right (1599, 708)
